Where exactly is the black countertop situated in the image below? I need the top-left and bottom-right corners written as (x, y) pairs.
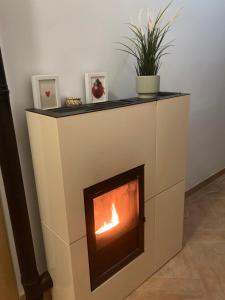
top-left (26, 92), bottom-right (189, 118)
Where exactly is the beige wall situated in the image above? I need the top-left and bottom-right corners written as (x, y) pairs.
top-left (0, 193), bottom-right (18, 300)
top-left (0, 172), bottom-right (23, 295)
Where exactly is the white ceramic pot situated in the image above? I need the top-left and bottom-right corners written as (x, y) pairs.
top-left (136, 75), bottom-right (160, 99)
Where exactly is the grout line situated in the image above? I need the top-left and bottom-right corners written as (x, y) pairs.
top-left (41, 221), bottom-right (86, 246)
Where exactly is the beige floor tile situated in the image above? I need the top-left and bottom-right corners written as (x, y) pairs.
top-left (154, 247), bottom-right (200, 280)
top-left (126, 277), bottom-right (206, 299)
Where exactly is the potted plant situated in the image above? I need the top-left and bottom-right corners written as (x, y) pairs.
top-left (118, 3), bottom-right (178, 99)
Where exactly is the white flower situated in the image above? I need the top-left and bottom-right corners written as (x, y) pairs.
top-left (146, 8), bottom-right (150, 22)
top-left (169, 8), bottom-right (182, 26)
top-left (147, 8), bottom-right (153, 31)
top-left (138, 8), bottom-right (144, 29)
top-left (156, 11), bottom-right (165, 27)
top-left (148, 17), bottom-right (153, 31)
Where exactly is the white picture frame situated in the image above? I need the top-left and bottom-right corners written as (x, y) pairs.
top-left (31, 75), bottom-right (61, 110)
top-left (85, 72), bottom-right (108, 103)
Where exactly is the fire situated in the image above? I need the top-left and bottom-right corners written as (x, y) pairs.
top-left (95, 203), bottom-right (119, 235)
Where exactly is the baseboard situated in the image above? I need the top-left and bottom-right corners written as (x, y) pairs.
top-left (185, 168), bottom-right (225, 197)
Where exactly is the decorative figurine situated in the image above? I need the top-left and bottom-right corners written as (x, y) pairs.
top-left (65, 97), bottom-right (82, 107)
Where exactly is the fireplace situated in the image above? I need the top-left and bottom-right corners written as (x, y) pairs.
top-left (27, 93), bottom-right (189, 300)
top-left (84, 165), bottom-right (145, 290)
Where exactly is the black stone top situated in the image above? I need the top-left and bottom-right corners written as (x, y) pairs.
top-left (26, 92), bottom-right (189, 118)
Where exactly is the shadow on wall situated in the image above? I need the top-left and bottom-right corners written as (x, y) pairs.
top-left (0, 0), bottom-right (47, 295)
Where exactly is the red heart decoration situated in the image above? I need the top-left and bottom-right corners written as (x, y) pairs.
top-left (45, 91), bottom-right (50, 97)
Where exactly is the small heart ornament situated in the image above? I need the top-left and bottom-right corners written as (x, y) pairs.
top-left (45, 91), bottom-right (51, 97)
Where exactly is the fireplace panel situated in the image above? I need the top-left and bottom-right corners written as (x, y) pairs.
top-left (84, 165), bottom-right (144, 290)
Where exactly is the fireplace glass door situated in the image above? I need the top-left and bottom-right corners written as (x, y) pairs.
top-left (84, 165), bottom-right (144, 290)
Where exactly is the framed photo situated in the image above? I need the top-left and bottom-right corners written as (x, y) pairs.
top-left (31, 75), bottom-right (60, 110)
top-left (85, 72), bottom-right (108, 103)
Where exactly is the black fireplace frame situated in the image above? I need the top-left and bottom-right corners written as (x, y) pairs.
top-left (84, 165), bottom-right (145, 291)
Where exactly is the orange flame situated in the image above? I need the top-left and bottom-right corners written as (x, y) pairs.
top-left (95, 203), bottom-right (119, 235)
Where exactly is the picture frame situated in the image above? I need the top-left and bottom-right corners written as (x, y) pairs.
top-left (85, 72), bottom-right (108, 103)
top-left (31, 75), bottom-right (61, 110)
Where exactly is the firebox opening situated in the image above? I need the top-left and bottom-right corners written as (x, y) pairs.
top-left (84, 165), bottom-right (144, 291)
top-left (94, 179), bottom-right (139, 249)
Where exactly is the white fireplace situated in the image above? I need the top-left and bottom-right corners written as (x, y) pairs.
top-left (26, 94), bottom-right (189, 300)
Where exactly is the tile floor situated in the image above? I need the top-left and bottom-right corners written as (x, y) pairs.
top-left (126, 174), bottom-right (225, 300)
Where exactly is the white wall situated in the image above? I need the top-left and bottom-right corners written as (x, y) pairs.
top-left (161, 1), bottom-right (225, 188)
top-left (1, 0), bottom-right (225, 294)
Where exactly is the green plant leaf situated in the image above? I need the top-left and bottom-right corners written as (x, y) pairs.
top-left (117, 2), bottom-right (177, 76)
